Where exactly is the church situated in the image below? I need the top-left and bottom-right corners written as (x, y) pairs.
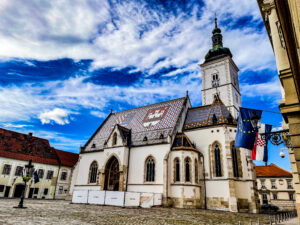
top-left (71, 18), bottom-right (259, 213)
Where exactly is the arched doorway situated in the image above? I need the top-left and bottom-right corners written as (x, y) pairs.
top-left (104, 156), bottom-right (120, 191)
top-left (14, 184), bottom-right (25, 198)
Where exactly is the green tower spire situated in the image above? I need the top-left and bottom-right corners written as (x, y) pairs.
top-left (204, 16), bottom-right (232, 63)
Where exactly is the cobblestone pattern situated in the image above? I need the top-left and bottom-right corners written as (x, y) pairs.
top-left (0, 199), bottom-right (271, 225)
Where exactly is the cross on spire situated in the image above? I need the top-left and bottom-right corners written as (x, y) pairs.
top-left (214, 13), bottom-right (218, 28)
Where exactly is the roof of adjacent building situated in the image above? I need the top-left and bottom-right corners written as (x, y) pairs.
top-left (184, 96), bottom-right (236, 130)
top-left (55, 149), bottom-right (79, 167)
top-left (83, 97), bottom-right (188, 152)
top-left (256, 163), bottom-right (292, 178)
top-left (0, 128), bottom-right (59, 165)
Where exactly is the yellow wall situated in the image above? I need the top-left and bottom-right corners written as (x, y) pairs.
top-left (0, 157), bottom-right (59, 199)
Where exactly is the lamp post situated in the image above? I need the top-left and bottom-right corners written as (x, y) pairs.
top-left (14, 159), bottom-right (34, 209)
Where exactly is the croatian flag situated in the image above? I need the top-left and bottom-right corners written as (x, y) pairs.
top-left (252, 124), bottom-right (272, 162)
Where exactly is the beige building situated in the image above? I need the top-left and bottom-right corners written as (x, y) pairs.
top-left (257, 0), bottom-right (300, 220)
top-left (55, 149), bottom-right (79, 199)
top-left (256, 163), bottom-right (296, 210)
top-left (0, 128), bottom-right (60, 199)
top-left (0, 128), bottom-right (78, 200)
top-left (71, 19), bottom-right (259, 213)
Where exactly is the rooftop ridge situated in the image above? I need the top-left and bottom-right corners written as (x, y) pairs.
top-left (0, 127), bottom-right (49, 143)
top-left (112, 96), bottom-right (186, 115)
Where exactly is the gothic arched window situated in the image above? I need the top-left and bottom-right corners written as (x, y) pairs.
top-left (185, 158), bottom-right (191, 182)
top-left (145, 157), bottom-right (155, 182)
top-left (214, 144), bottom-right (222, 177)
top-left (174, 158), bottom-right (180, 182)
top-left (112, 132), bottom-right (117, 146)
top-left (232, 146), bottom-right (239, 178)
top-left (89, 161), bottom-right (98, 183)
top-left (195, 159), bottom-right (198, 183)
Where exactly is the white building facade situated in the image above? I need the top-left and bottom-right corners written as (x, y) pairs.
top-left (71, 19), bottom-right (259, 213)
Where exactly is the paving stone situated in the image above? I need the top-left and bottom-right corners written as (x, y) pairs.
top-left (0, 199), bottom-right (273, 225)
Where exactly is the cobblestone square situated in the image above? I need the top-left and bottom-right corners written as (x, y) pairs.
top-left (0, 199), bottom-right (272, 225)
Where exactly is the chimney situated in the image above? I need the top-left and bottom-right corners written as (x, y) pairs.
top-left (28, 132), bottom-right (33, 137)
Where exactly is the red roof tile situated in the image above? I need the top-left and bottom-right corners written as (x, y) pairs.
top-left (55, 149), bottom-right (79, 167)
top-left (0, 128), bottom-right (59, 165)
top-left (256, 163), bottom-right (292, 177)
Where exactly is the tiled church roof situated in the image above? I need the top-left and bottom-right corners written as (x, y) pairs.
top-left (55, 149), bottom-right (79, 167)
top-left (83, 97), bottom-right (187, 152)
top-left (256, 163), bottom-right (292, 177)
top-left (0, 128), bottom-right (59, 165)
top-left (184, 96), bottom-right (236, 130)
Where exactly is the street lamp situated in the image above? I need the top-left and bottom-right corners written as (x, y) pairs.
top-left (14, 159), bottom-right (34, 209)
top-left (249, 113), bottom-right (292, 155)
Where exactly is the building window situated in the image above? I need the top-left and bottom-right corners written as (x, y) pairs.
top-left (212, 73), bottom-right (219, 87)
top-left (261, 180), bottom-right (266, 188)
top-left (174, 158), bottom-right (180, 182)
top-left (273, 193), bottom-right (277, 200)
top-left (113, 132), bottom-right (117, 146)
top-left (44, 188), bottom-right (48, 195)
top-left (15, 166), bottom-right (23, 176)
top-left (58, 186), bottom-right (63, 194)
top-left (231, 146), bottom-right (239, 177)
top-left (287, 180), bottom-right (293, 189)
top-left (195, 159), bottom-right (198, 183)
top-left (28, 168), bottom-right (34, 177)
top-left (60, 172), bottom-right (67, 181)
top-left (289, 194), bottom-right (294, 200)
top-left (2, 164), bottom-right (11, 175)
top-left (262, 194), bottom-right (268, 204)
top-left (185, 158), bottom-right (191, 182)
top-left (145, 157), bottom-right (155, 182)
top-left (89, 161), bottom-right (98, 183)
top-left (271, 180), bottom-right (276, 189)
top-left (214, 144), bottom-right (222, 177)
top-left (38, 169), bottom-right (44, 179)
top-left (34, 188), bottom-right (39, 194)
top-left (46, 171), bottom-right (54, 179)
top-left (0, 185), bottom-right (4, 192)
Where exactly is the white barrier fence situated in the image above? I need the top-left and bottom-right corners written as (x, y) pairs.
top-left (72, 190), bottom-right (162, 208)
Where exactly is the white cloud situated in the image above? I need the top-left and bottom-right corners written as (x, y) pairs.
top-left (39, 108), bottom-right (70, 125)
top-left (90, 111), bottom-right (108, 118)
top-left (0, 0), bottom-right (275, 74)
top-left (0, 75), bottom-right (201, 124)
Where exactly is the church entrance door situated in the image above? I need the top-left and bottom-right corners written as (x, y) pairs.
top-left (104, 156), bottom-right (120, 191)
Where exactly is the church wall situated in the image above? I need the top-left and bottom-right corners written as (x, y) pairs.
top-left (127, 143), bottom-right (170, 194)
top-left (168, 150), bottom-right (202, 208)
top-left (74, 146), bottom-right (128, 190)
top-left (184, 127), bottom-right (227, 178)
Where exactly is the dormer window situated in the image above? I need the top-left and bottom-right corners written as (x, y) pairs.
top-left (212, 73), bottom-right (219, 87)
top-left (113, 132), bottom-right (117, 146)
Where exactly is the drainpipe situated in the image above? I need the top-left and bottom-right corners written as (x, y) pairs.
top-left (200, 153), bottom-right (207, 210)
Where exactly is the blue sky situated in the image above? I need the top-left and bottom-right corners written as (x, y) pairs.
top-left (0, 0), bottom-right (290, 170)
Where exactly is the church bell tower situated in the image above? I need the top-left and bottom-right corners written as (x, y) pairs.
top-left (200, 17), bottom-right (241, 119)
